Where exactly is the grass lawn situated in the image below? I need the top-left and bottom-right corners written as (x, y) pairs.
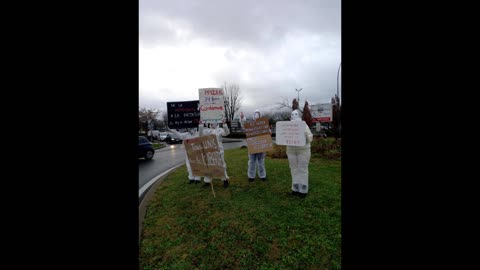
top-left (152, 143), bottom-right (166, 150)
top-left (140, 147), bottom-right (341, 270)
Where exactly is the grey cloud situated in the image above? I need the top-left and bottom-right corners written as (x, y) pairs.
top-left (140, 0), bottom-right (341, 113)
top-left (140, 0), bottom-right (340, 49)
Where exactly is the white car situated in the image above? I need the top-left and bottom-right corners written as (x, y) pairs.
top-left (159, 132), bottom-right (170, 141)
top-left (147, 130), bottom-right (162, 140)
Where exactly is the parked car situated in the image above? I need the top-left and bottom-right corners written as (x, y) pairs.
top-left (147, 130), bottom-right (162, 141)
top-left (138, 136), bottom-right (155, 160)
top-left (159, 132), bottom-right (170, 141)
top-left (165, 134), bottom-right (183, 144)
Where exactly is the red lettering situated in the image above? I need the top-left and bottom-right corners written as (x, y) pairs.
top-left (204, 89), bottom-right (224, 95)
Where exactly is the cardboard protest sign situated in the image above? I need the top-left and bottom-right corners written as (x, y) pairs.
top-left (275, 121), bottom-right (307, 146)
top-left (198, 88), bottom-right (225, 124)
top-left (167, 100), bottom-right (201, 129)
top-left (183, 134), bottom-right (226, 178)
top-left (243, 117), bottom-right (273, 154)
top-left (246, 135), bottom-right (273, 154)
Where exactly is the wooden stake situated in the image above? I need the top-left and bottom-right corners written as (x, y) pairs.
top-left (210, 181), bottom-right (216, 198)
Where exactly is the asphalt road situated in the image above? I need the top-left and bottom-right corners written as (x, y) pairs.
top-left (138, 139), bottom-right (247, 193)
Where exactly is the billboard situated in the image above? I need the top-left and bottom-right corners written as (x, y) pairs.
top-left (199, 88), bottom-right (225, 124)
top-left (167, 100), bottom-right (201, 129)
top-left (311, 103), bottom-right (333, 123)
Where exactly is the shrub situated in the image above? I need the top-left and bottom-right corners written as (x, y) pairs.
top-left (311, 137), bottom-right (341, 160)
top-left (267, 143), bottom-right (287, 159)
top-left (267, 137), bottom-right (341, 160)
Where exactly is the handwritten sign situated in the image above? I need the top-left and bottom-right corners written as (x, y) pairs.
top-left (244, 117), bottom-right (273, 154)
top-left (275, 121), bottom-right (307, 146)
top-left (246, 135), bottom-right (273, 154)
top-left (167, 100), bottom-right (201, 129)
top-left (199, 88), bottom-right (225, 124)
top-left (184, 134), bottom-right (226, 178)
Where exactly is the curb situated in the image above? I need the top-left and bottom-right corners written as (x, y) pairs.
top-left (139, 162), bottom-right (185, 242)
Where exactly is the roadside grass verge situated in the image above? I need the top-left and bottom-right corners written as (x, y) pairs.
top-left (140, 147), bottom-right (341, 270)
top-left (152, 143), bottom-right (166, 150)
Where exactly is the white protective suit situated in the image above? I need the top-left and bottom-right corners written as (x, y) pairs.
top-left (170, 128), bottom-right (202, 183)
top-left (286, 109), bottom-right (313, 196)
top-left (240, 110), bottom-right (268, 181)
top-left (199, 123), bottom-right (230, 186)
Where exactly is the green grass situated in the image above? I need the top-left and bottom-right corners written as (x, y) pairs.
top-left (140, 148), bottom-right (341, 270)
top-left (152, 143), bottom-right (166, 150)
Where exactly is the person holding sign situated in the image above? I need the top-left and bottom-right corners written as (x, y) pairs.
top-left (199, 122), bottom-right (231, 188)
top-left (287, 109), bottom-right (313, 198)
top-left (240, 110), bottom-right (270, 182)
top-left (167, 127), bottom-right (203, 184)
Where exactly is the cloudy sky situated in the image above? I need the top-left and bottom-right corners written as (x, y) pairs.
top-left (139, 0), bottom-right (341, 118)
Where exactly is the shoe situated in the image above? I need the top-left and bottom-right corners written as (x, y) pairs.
top-left (188, 180), bottom-right (195, 184)
top-left (298, 193), bottom-right (307, 198)
top-left (223, 180), bottom-right (229, 188)
top-left (260, 177), bottom-right (267, 181)
top-left (202, 183), bottom-right (210, 187)
top-left (288, 191), bottom-right (299, 196)
top-left (248, 178), bottom-right (255, 182)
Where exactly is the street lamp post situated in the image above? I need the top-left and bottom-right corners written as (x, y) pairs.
top-left (336, 63), bottom-right (341, 138)
top-left (295, 88), bottom-right (303, 103)
top-left (337, 63), bottom-right (341, 104)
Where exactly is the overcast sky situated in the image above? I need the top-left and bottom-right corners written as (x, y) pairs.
top-left (139, 0), bottom-right (341, 119)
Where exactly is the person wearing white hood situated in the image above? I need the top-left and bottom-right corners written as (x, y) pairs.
top-left (199, 121), bottom-right (231, 188)
top-left (287, 109), bottom-right (313, 198)
top-left (167, 127), bottom-right (202, 184)
top-left (240, 110), bottom-right (269, 182)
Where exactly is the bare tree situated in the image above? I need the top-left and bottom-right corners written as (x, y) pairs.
top-left (162, 112), bottom-right (168, 124)
top-left (223, 82), bottom-right (243, 128)
top-left (277, 97), bottom-right (291, 110)
top-left (139, 107), bottom-right (161, 138)
top-left (152, 118), bottom-right (165, 130)
top-left (277, 96), bottom-right (304, 113)
top-left (273, 110), bottom-right (292, 121)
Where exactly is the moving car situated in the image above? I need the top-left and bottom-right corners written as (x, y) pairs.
top-left (165, 134), bottom-right (183, 144)
top-left (138, 136), bottom-right (155, 160)
top-left (159, 132), bottom-right (170, 141)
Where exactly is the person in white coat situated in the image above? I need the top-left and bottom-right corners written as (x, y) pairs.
top-left (199, 122), bottom-right (230, 188)
top-left (240, 110), bottom-right (269, 182)
top-left (168, 127), bottom-right (202, 184)
top-left (287, 109), bottom-right (313, 198)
